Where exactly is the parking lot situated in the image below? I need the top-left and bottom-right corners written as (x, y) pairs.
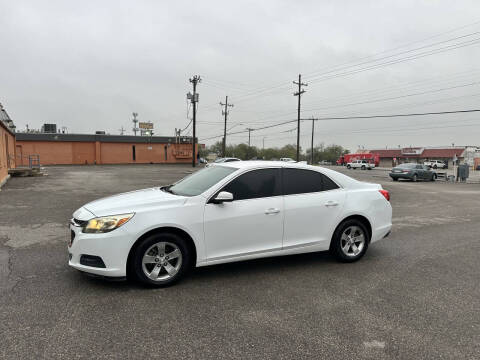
top-left (1, 164), bottom-right (479, 359)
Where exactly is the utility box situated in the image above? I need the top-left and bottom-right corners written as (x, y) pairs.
top-left (457, 164), bottom-right (470, 182)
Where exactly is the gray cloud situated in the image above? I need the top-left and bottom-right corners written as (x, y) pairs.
top-left (1, 0), bottom-right (480, 151)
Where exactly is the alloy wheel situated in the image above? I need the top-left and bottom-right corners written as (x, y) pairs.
top-left (141, 241), bottom-right (183, 282)
top-left (340, 226), bottom-right (366, 257)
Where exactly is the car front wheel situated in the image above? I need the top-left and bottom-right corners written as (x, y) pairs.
top-left (132, 233), bottom-right (191, 287)
top-left (330, 220), bottom-right (369, 262)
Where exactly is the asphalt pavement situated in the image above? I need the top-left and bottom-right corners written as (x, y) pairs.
top-left (1, 164), bottom-right (479, 359)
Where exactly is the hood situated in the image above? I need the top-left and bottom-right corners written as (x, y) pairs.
top-left (81, 187), bottom-right (187, 217)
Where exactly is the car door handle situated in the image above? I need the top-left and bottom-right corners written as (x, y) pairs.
top-left (324, 200), bottom-right (339, 207)
top-left (264, 208), bottom-right (280, 215)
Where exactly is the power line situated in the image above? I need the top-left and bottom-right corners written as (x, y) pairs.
top-left (199, 108), bottom-right (480, 142)
top-left (306, 37), bottom-right (480, 85)
top-left (305, 31), bottom-right (480, 83)
top-left (198, 22), bottom-right (480, 109)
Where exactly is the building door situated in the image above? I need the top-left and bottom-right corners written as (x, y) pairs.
top-left (132, 145), bottom-right (136, 161)
top-left (164, 145), bottom-right (168, 161)
top-left (5, 134), bottom-right (9, 168)
top-left (16, 145), bottom-right (23, 166)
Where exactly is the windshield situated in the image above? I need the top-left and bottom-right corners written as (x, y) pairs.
top-left (398, 163), bottom-right (416, 169)
top-left (169, 166), bottom-right (237, 196)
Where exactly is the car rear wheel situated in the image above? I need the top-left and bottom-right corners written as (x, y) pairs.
top-left (392, 177), bottom-right (398, 181)
top-left (347, 165), bottom-right (351, 169)
top-left (330, 220), bottom-right (369, 262)
top-left (132, 233), bottom-right (191, 287)
top-left (412, 174), bottom-right (418, 182)
top-left (361, 165), bottom-right (366, 170)
top-left (433, 165), bottom-right (437, 169)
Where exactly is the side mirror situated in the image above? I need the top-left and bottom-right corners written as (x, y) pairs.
top-left (211, 191), bottom-right (233, 204)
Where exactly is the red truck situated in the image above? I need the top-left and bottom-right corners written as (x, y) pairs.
top-left (336, 153), bottom-right (380, 167)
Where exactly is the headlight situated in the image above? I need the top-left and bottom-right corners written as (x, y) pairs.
top-left (83, 213), bottom-right (134, 233)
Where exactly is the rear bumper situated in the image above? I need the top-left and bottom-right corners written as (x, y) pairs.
top-left (389, 173), bottom-right (413, 180)
top-left (371, 223), bottom-right (392, 243)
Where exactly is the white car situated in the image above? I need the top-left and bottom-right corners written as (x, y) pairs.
top-left (423, 160), bottom-right (446, 169)
top-left (69, 161), bottom-right (392, 287)
top-left (280, 157), bottom-right (296, 162)
top-left (346, 159), bottom-right (375, 170)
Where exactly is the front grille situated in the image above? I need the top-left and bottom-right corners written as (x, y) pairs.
top-left (80, 255), bottom-right (106, 268)
top-left (73, 218), bottom-right (88, 227)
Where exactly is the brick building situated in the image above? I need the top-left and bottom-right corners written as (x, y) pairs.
top-left (0, 104), bottom-right (16, 187)
top-left (369, 147), bottom-right (468, 168)
top-left (15, 133), bottom-right (198, 166)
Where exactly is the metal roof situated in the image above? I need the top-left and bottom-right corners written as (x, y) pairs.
top-left (0, 103), bottom-right (15, 135)
top-left (370, 147), bottom-right (466, 158)
top-left (15, 132), bottom-right (195, 144)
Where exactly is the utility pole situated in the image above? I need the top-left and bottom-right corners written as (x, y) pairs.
top-left (293, 74), bottom-right (307, 162)
top-left (246, 128), bottom-right (253, 147)
top-left (263, 137), bottom-right (266, 150)
top-left (246, 128), bottom-right (253, 160)
top-left (220, 96), bottom-right (234, 157)
top-left (119, 126), bottom-right (125, 135)
top-left (311, 118), bottom-right (315, 165)
top-left (132, 112), bottom-right (139, 136)
top-left (188, 75), bottom-right (201, 167)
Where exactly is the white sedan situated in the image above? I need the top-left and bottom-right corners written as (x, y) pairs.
top-left (68, 161), bottom-right (392, 286)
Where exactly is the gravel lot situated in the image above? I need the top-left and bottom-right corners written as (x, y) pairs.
top-left (1, 164), bottom-right (479, 359)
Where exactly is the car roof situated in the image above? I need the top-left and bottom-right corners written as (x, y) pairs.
top-left (213, 160), bottom-right (361, 188)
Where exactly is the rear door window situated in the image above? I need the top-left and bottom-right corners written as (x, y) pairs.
top-left (283, 168), bottom-right (339, 195)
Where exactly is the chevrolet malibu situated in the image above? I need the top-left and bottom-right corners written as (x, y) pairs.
top-left (69, 161), bottom-right (392, 287)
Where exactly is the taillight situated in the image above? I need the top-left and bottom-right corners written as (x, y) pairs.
top-left (379, 189), bottom-right (390, 201)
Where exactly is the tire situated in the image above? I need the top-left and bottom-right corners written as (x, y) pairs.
top-left (330, 219), bottom-right (369, 263)
top-left (392, 177), bottom-right (398, 181)
top-left (433, 165), bottom-right (437, 169)
top-left (132, 232), bottom-right (192, 287)
top-left (412, 174), bottom-right (418, 182)
top-left (347, 165), bottom-right (351, 169)
top-left (361, 165), bottom-right (366, 170)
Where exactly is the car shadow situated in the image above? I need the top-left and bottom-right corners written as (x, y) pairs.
top-left (73, 247), bottom-right (388, 290)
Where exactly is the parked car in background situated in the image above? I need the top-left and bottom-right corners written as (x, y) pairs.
top-left (280, 157), bottom-right (296, 163)
top-left (318, 160), bottom-right (332, 165)
top-left (390, 163), bottom-right (437, 182)
top-left (199, 157), bottom-right (208, 164)
top-left (424, 160), bottom-right (447, 169)
top-left (346, 159), bottom-right (375, 170)
top-left (68, 161), bottom-right (392, 287)
top-left (214, 157), bottom-right (241, 163)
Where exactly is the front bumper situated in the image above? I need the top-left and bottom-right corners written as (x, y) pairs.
top-left (68, 222), bottom-right (133, 278)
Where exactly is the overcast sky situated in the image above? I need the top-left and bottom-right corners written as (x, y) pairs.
top-left (1, 0), bottom-right (480, 151)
